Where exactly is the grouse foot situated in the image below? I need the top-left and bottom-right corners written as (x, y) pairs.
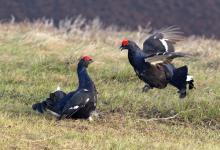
top-left (178, 89), bottom-right (186, 99)
top-left (142, 84), bottom-right (152, 92)
top-left (56, 115), bottom-right (62, 121)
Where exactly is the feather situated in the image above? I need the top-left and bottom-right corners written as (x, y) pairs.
top-left (145, 52), bottom-right (190, 63)
top-left (152, 26), bottom-right (184, 43)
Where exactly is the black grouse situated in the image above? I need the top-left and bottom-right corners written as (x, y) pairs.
top-left (120, 39), bottom-right (194, 98)
top-left (32, 56), bottom-right (98, 120)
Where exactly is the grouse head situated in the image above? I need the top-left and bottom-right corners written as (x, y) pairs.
top-left (120, 39), bottom-right (140, 51)
top-left (78, 55), bottom-right (93, 68)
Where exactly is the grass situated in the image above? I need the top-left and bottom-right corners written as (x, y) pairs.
top-left (0, 19), bottom-right (220, 149)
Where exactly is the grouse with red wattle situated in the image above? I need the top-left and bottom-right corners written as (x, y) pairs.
top-left (120, 38), bottom-right (194, 98)
top-left (32, 56), bottom-right (98, 120)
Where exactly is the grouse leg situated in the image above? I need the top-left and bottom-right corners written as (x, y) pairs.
top-left (178, 88), bottom-right (187, 99)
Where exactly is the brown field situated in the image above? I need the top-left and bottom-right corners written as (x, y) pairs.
top-left (0, 20), bottom-right (219, 149)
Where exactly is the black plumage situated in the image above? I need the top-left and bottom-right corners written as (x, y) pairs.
top-left (32, 56), bottom-right (97, 120)
top-left (120, 39), bottom-right (194, 98)
top-left (143, 26), bottom-right (183, 55)
top-left (32, 88), bottom-right (66, 115)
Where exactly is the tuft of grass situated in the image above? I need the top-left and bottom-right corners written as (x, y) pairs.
top-left (0, 20), bottom-right (220, 149)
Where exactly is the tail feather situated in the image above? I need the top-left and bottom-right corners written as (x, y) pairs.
top-left (186, 75), bottom-right (195, 89)
top-left (170, 66), bottom-right (188, 90)
top-left (186, 75), bottom-right (193, 82)
top-left (169, 65), bottom-right (194, 98)
top-left (153, 26), bottom-right (184, 43)
top-left (32, 102), bottom-right (46, 113)
top-left (32, 90), bottom-right (66, 115)
top-left (169, 66), bottom-right (188, 98)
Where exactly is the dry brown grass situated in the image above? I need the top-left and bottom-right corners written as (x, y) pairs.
top-left (0, 19), bottom-right (219, 149)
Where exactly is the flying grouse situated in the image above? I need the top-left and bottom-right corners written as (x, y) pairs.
top-left (120, 39), bottom-right (194, 98)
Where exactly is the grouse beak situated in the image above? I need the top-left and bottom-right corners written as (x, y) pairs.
top-left (89, 59), bottom-right (94, 63)
top-left (120, 45), bottom-right (125, 51)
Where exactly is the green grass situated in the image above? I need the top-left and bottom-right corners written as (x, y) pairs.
top-left (0, 21), bottom-right (220, 149)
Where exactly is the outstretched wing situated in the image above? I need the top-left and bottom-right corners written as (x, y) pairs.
top-left (143, 26), bottom-right (183, 55)
top-left (144, 52), bottom-right (190, 64)
top-left (59, 89), bottom-right (91, 119)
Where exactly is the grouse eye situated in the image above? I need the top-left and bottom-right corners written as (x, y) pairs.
top-left (122, 39), bottom-right (129, 46)
top-left (82, 55), bottom-right (93, 61)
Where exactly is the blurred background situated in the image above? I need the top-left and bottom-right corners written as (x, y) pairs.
top-left (0, 0), bottom-right (219, 38)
